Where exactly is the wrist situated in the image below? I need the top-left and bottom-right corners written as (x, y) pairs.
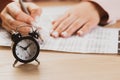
top-left (88, 1), bottom-right (109, 26)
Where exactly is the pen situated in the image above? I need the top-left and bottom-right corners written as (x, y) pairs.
top-left (19, 0), bottom-right (44, 43)
top-left (19, 0), bottom-right (30, 15)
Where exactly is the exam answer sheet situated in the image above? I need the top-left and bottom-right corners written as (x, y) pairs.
top-left (0, 6), bottom-right (119, 54)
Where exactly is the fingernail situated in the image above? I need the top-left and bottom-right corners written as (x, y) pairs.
top-left (61, 31), bottom-right (68, 38)
top-left (52, 31), bottom-right (59, 38)
top-left (78, 30), bottom-right (83, 36)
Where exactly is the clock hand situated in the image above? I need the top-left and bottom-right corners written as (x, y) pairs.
top-left (24, 42), bottom-right (33, 50)
top-left (20, 46), bottom-right (25, 49)
top-left (18, 45), bottom-right (26, 50)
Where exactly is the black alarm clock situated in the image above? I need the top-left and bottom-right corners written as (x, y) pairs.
top-left (11, 26), bottom-right (43, 67)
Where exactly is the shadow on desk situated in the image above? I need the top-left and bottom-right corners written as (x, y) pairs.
top-left (14, 63), bottom-right (40, 74)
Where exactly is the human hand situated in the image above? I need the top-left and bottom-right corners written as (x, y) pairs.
top-left (0, 1), bottom-right (42, 35)
top-left (50, 1), bottom-right (101, 38)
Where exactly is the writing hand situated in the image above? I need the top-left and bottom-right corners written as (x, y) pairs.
top-left (0, 2), bottom-right (42, 35)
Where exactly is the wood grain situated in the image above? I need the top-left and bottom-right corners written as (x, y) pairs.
top-left (0, 1), bottom-right (120, 80)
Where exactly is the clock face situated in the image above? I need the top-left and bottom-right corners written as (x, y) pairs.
top-left (12, 36), bottom-right (40, 63)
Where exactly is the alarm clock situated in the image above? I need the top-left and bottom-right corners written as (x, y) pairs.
top-left (11, 26), bottom-right (42, 67)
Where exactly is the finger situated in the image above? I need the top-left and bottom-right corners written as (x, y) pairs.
top-left (50, 13), bottom-right (69, 38)
top-left (61, 18), bottom-right (87, 38)
top-left (51, 15), bottom-right (77, 37)
top-left (77, 21), bottom-right (97, 36)
top-left (6, 2), bottom-right (34, 24)
top-left (27, 2), bottom-right (42, 19)
top-left (0, 8), bottom-right (14, 31)
top-left (1, 10), bottom-right (31, 35)
top-left (2, 22), bottom-right (11, 32)
top-left (5, 20), bottom-right (31, 35)
top-left (52, 13), bottom-right (69, 31)
top-left (1, 9), bottom-right (19, 30)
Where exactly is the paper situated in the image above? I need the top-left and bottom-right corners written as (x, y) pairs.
top-left (40, 27), bottom-right (119, 54)
top-left (0, 6), bottom-right (119, 54)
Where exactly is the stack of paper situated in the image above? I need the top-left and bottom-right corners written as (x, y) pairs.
top-left (0, 6), bottom-right (119, 54)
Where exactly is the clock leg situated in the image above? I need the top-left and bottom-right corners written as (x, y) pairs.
top-left (35, 59), bottom-right (40, 65)
top-left (13, 60), bottom-right (18, 67)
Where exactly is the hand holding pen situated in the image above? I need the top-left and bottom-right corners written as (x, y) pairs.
top-left (0, 0), bottom-right (41, 34)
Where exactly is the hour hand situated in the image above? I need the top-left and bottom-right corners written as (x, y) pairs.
top-left (18, 45), bottom-right (25, 50)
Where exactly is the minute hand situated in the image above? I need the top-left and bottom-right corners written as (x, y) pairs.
top-left (24, 43), bottom-right (32, 50)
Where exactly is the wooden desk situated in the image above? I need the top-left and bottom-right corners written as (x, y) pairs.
top-left (0, 1), bottom-right (120, 80)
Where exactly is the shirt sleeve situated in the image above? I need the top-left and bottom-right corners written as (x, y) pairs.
top-left (91, 0), bottom-right (120, 23)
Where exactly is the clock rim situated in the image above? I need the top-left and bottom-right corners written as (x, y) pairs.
top-left (12, 36), bottom-right (40, 63)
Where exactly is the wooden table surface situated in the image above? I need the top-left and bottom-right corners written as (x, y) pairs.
top-left (0, 1), bottom-right (120, 80)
